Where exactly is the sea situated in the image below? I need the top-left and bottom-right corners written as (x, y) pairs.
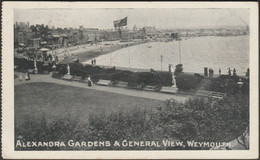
top-left (84, 36), bottom-right (249, 76)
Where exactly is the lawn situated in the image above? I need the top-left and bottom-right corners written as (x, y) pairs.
top-left (15, 82), bottom-right (164, 128)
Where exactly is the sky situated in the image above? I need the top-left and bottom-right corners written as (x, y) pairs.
top-left (14, 8), bottom-right (249, 29)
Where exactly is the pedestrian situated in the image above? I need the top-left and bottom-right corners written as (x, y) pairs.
top-left (209, 68), bottom-right (212, 78)
top-left (228, 68), bottom-right (231, 76)
top-left (55, 55), bottom-right (59, 62)
top-left (25, 71), bottom-right (30, 80)
top-left (91, 59), bottom-right (94, 66)
top-left (246, 68), bottom-right (249, 77)
top-left (19, 72), bottom-right (23, 81)
top-left (48, 53), bottom-right (52, 62)
top-left (94, 59), bottom-right (96, 65)
top-left (233, 68), bottom-right (237, 76)
top-left (88, 76), bottom-right (92, 86)
top-left (219, 68), bottom-right (221, 75)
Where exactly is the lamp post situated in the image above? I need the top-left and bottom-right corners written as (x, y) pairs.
top-left (160, 55), bottom-right (163, 71)
top-left (179, 40), bottom-right (181, 64)
top-left (237, 79), bottom-right (243, 93)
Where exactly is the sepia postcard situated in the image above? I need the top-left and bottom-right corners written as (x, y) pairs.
top-left (1, 1), bottom-right (259, 159)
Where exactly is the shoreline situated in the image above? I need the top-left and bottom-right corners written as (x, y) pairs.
top-left (58, 41), bottom-right (146, 64)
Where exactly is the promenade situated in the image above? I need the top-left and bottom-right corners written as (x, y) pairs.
top-left (14, 72), bottom-right (190, 102)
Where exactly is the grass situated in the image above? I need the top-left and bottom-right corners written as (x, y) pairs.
top-left (15, 82), bottom-right (164, 128)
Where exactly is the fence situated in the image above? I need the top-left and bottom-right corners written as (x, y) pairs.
top-left (197, 90), bottom-right (226, 99)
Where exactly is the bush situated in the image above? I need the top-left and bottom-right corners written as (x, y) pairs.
top-left (70, 63), bottom-right (87, 78)
top-left (174, 64), bottom-right (183, 76)
top-left (241, 78), bottom-right (249, 94)
top-left (84, 65), bottom-right (102, 75)
top-left (175, 73), bottom-right (201, 90)
top-left (14, 57), bottom-right (46, 73)
top-left (128, 72), bottom-right (172, 87)
top-left (110, 70), bottom-right (134, 83)
top-left (157, 94), bottom-right (249, 144)
top-left (211, 75), bottom-right (239, 94)
top-left (14, 58), bottom-right (34, 70)
top-left (16, 95), bottom-right (249, 150)
top-left (197, 77), bottom-right (212, 91)
top-left (56, 64), bottom-right (68, 75)
top-left (154, 72), bottom-right (173, 86)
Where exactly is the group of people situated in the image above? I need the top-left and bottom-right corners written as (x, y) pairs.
top-left (227, 68), bottom-right (237, 76)
top-left (91, 59), bottom-right (97, 66)
top-left (19, 71), bottom-right (30, 81)
top-left (207, 67), bottom-right (238, 78)
top-left (208, 68), bottom-right (214, 77)
top-left (48, 53), bottom-right (59, 63)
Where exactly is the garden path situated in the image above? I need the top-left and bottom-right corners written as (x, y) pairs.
top-left (14, 72), bottom-right (190, 102)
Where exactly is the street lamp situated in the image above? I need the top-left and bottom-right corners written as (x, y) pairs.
top-left (237, 78), bottom-right (243, 93)
top-left (160, 54), bottom-right (163, 71)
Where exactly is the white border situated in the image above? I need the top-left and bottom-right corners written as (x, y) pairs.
top-left (2, 2), bottom-right (259, 159)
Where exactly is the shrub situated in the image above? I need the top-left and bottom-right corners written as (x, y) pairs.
top-left (197, 77), bottom-right (212, 91)
top-left (241, 78), bottom-right (249, 95)
top-left (14, 57), bottom-right (34, 70)
top-left (14, 57), bottom-right (46, 73)
top-left (175, 73), bottom-right (201, 90)
top-left (174, 64), bottom-right (183, 76)
top-left (15, 95), bottom-right (249, 150)
top-left (84, 65), bottom-right (102, 75)
top-left (137, 72), bottom-right (158, 86)
top-left (211, 75), bottom-right (239, 94)
top-left (157, 94), bottom-right (249, 144)
top-left (56, 64), bottom-right (68, 75)
top-left (110, 70), bottom-right (133, 83)
top-left (154, 72), bottom-right (173, 86)
top-left (70, 63), bottom-right (87, 77)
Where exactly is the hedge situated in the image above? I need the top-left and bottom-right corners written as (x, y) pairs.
top-left (175, 73), bottom-right (202, 90)
top-left (56, 63), bottom-right (172, 87)
top-left (210, 75), bottom-right (240, 94)
top-left (14, 57), bottom-right (46, 73)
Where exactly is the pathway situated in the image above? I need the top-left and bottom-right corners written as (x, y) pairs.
top-left (14, 72), bottom-right (190, 102)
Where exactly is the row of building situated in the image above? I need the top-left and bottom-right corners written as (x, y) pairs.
top-left (14, 22), bottom-right (249, 50)
top-left (14, 22), bottom-right (154, 50)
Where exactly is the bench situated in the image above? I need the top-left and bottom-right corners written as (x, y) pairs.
top-left (160, 86), bottom-right (178, 94)
top-left (197, 90), bottom-right (226, 99)
top-left (145, 85), bottom-right (156, 91)
top-left (116, 81), bottom-right (128, 87)
top-left (96, 79), bottom-right (111, 86)
top-left (73, 76), bottom-right (82, 82)
top-left (62, 74), bottom-right (73, 80)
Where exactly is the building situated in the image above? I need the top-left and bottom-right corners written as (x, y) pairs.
top-left (14, 22), bottom-right (33, 47)
top-left (30, 38), bottom-right (41, 49)
top-left (171, 33), bottom-right (179, 39)
top-left (145, 26), bottom-right (157, 38)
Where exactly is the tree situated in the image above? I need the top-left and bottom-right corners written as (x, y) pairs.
top-left (174, 64), bottom-right (183, 76)
top-left (157, 95), bottom-right (249, 149)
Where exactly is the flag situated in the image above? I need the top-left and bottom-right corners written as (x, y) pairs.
top-left (114, 17), bottom-right (127, 28)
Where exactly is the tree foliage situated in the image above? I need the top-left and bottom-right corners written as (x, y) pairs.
top-left (174, 64), bottom-right (183, 76)
top-left (158, 95), bottom-right (249, 143)
top-left (16, 94), bottom-right (249, 150)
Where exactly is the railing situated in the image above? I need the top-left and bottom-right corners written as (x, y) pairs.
top-left (197, 90), bottom-right (226, 99)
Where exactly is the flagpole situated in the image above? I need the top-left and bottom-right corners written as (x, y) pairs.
top-left (128, 27), bottom-right (130, 69)
top-left (179, 40), bottom-right (181, 64)
top-left (110, 51), bottom-right (112, 67)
